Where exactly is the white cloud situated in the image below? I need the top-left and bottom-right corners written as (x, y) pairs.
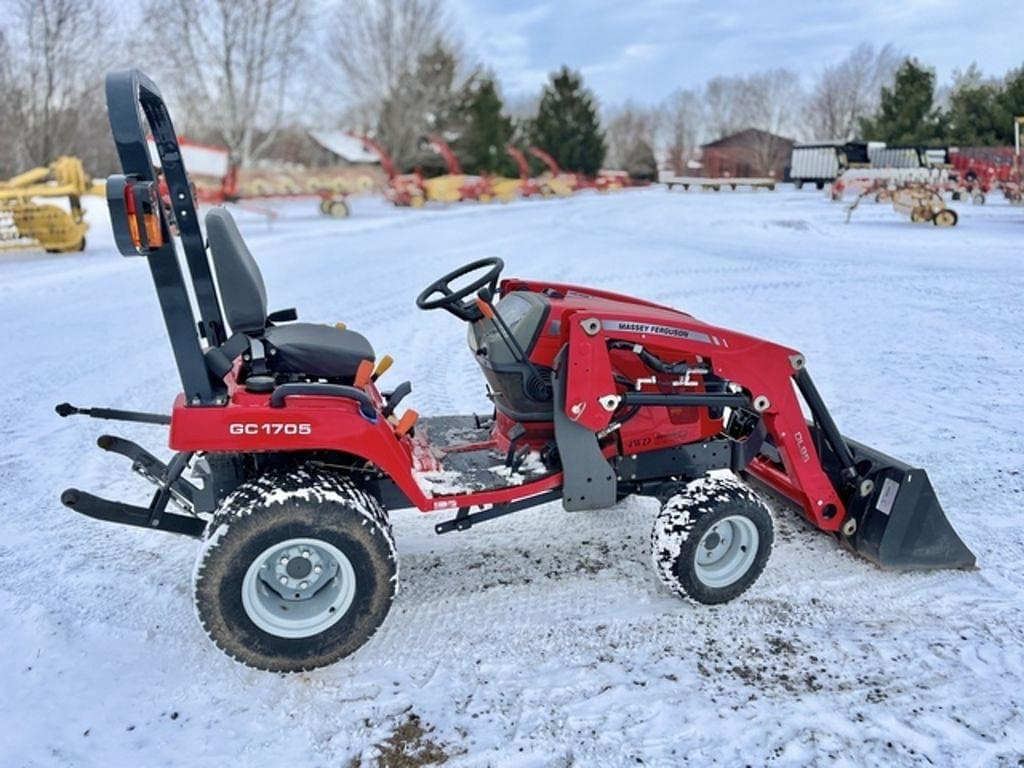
top-left (453, 0), bottom-right (1024, 105)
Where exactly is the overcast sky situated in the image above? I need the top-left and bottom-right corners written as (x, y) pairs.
top-left (449, 0), bottom-right (1024, 106)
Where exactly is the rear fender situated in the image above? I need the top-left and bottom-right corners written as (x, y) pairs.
top-left (168, 392), bottom-right (431, 510)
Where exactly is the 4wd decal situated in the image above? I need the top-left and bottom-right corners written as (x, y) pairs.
top-left (601, 320), bottom-right (725, 346)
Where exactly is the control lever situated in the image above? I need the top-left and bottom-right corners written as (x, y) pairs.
top-left (382, 381), bottom-right (412, 418)
top-left (475, 287), bottom-right (548, 396)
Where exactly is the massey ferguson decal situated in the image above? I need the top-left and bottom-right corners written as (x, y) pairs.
top-left (601, 320), bottom-right (726, 346)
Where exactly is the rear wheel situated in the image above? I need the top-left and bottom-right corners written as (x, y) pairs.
top-left (326, 198), bottom-right (350, 218)
top-left (651, 477), bottom-right (773, 605)
top-left (193, 469), bottom-right (397, 672)
top-left (933, 208), bottom-right (958, 227)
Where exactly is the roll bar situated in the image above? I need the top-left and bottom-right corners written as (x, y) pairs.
top-left (105, 69), bottom-right (227, 405)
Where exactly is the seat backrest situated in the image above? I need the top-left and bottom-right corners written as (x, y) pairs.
top-left (206, 207), bottom-right (268, 335)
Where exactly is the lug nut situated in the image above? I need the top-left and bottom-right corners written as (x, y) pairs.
top-left (299, 581), bottom-right (309, 589)
top-left (278, 576), bottom-right (288, 584)
top-left (313, 565), bottom-right (322, 575)
top-left (279, 556), bottom-right (289, 565)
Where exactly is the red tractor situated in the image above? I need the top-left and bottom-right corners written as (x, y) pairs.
top-left (59, 71), bottom-right (975, 672)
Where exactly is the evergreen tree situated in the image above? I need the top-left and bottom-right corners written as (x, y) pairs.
top-left (459, 76), bottom-right (516, 176)
top-left (859, 58), bottom-right (946, 145)
top-left (947, 66), bottom-right (1007, 146)
top-left (997, 65), bottom-right (1024, 142)
top-left (529, 67), bottom-right (606, 175)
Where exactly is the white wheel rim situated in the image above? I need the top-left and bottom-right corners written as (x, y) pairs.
top-left (693, 515), bottom-right (759, 589)
top-left (241, 538), bottom-right (356, 639)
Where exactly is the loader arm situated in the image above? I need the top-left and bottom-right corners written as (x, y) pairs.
top-left (555, 309), bottom-right (976, 570)
top-left (559, 310), bottom-right (845, 530)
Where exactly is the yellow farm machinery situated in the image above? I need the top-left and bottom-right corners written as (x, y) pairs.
top-left (0, 156), bottom-right (94, 253)
top-left (846, 182), bottom-right (958, 227)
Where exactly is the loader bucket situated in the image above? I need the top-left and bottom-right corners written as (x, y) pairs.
top-left (839, 437), bottom-right (976, 570)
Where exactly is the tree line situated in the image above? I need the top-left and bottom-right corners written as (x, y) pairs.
top-left (1, 0), bottom-right (1023, 182)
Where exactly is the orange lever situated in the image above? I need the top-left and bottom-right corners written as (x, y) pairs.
top-left (475, 297), bottom-right (495, 319)
top-left (394, 409), bottom-right (419, 438)
top-left (353, 359), bottom-right (373, 388)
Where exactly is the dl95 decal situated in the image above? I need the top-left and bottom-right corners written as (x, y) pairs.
top-left (229, 423), bottom-right (312, 436)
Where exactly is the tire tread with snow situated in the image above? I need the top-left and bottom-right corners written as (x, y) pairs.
top-left (651, 476), bottom-right (773, 605)
top-left (193, 468), bottom-right (397, 672)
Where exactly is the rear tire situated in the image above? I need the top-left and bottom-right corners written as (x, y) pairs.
top-left (326, 198), bottom-right (350, 218)
top-left (651, 476), bottom-right (773, 605)
top-left (193, 469), bottom-right (397, 672)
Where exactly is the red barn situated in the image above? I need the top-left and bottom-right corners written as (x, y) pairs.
top-left (700, 128), bottom-right (794, 179)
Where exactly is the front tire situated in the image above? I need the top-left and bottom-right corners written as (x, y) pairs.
top-left (651, 477), bottom-right (773, 605)
top-left (193, 469), bottom-right (397, 672)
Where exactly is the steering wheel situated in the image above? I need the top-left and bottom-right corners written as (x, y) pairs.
top-left (416, 257), bottom-right (505, 321)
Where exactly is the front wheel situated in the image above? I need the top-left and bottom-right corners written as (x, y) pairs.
top-left (193, 470), bottom-right (397, 672)
top-left (651, 476), bottom-right (773, 605)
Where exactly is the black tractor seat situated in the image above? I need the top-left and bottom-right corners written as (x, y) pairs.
top-left (205, 207), bottom-right (374, 381)
top-left (263, 323), bottom-right (374, 380)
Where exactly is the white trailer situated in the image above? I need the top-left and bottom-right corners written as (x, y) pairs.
top-left (789, 142), bottom-right (874, 189)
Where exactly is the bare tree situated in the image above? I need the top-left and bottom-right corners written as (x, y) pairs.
top-left (705, 69), bottom-right (802, 139)
top-left (0, 31), bottom-right (22, 176)
top-left (144, 0), bottom-right (310, 167)
top-left (327, 0), bottom-right (469, 168)
top-left (1, 0), bottom-right (114, 175)
top-left (657, 88), bottom-right (702, 175)
top-left (704, 76), bottom-right (747, 139)
top-left (700, 69), bottom-right (802, 176)
top-left (605, 102), bottom-right (657, 170)
top-left (804, 43), bottom-right (901, 140)
top-left (329, 0), bottom-right (449, 111)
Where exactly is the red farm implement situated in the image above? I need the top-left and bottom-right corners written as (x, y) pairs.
top-left (151, 138), bottom-right (353, 219)
top-left (527, 147), bottom-right (627, 192)
top-left (505, 145), bottom-right (572, 198)
top-left (351, 134), bottom-right (428, 208)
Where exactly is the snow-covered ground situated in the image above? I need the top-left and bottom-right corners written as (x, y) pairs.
top-left (1, 187), bottom-right (1022, 767)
